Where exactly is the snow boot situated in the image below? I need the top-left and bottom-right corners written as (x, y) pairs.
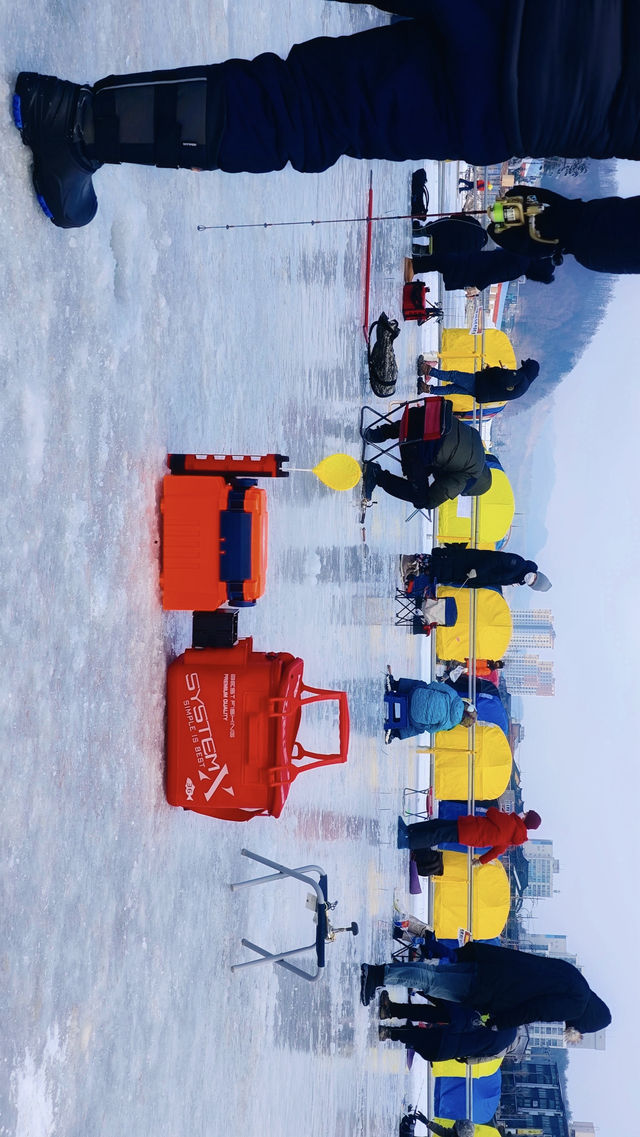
top-left (360, 963), bottom-right (385, 1007)
top-left (397, 816), bottom-right (410, 848)
top-left (13, 72), bottom-right (101, 228)
top-left (13, 66), bottom-right (226, 229)
top-left (379, 990), bottom-right (393, 1020)
top-left (361, 461), bottom-right (380, 502)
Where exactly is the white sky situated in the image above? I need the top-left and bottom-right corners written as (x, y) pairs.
top-left (515, 160), bottom-right (640, 1128)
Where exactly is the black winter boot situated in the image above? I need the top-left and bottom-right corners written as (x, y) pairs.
top-left (13, 66), bottom-right (227, 229)
top-left (13, 73), bottom-right (101, 229)
top-left (360, 963), bottom-right (386, 1006)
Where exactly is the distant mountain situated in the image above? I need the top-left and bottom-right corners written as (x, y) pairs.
top-left (488, 161), bottom-right (619, 540)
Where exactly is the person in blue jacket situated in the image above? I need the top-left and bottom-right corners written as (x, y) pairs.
top-left (385, 672), bottom-right (476, 742)
top-left (13, 0), bottom-right (640, 238)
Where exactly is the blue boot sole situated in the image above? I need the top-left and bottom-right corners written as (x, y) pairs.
top-left (12, 93), bottom-right (23, 132)
top-left (13, 90), bottom-right (56, 221)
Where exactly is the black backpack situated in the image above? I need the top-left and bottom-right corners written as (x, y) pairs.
top-left (367, 312), bottom-right (400, 397)
top-left (411, 848), bottom-right (445, 877)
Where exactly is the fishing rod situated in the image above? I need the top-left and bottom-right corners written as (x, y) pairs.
top-left (196, 207), bottom-right (488, 232)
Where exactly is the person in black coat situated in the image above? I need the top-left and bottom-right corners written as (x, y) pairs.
top-left (408, 246), bottom-right (558, 292)
top-left (418, 359), bottom-right (540, 404)
top-left (362, 412), bottom-right (491, 510)
top-left (14, 1), bottom-right (640, 231)
top-left (428, 547), bottom-right (551, 591)
top-left (360, 943), bottom-right (612, 1038)
top-left (378, 996), bottom-right (518, 1063)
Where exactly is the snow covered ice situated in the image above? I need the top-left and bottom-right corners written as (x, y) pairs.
top-left (1, 3), bottom-right (444, 1134)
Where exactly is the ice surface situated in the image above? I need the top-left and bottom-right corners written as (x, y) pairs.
top-left (1, 4), bottom-right (443, 1134)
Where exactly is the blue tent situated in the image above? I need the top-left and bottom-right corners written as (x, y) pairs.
top-left (434, 1069), bottom-right (502, 1122)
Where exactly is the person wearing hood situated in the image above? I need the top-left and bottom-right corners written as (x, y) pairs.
top-left (384, 676), bottom-right (477, 742)
top-left (360, 942), bottom-right (612, 1040)
top-left (417, 358), bottom-right (540, 404)
top-left (362, 413), bottom-right (491, 510)
top-left (17, 2), bottom-right (640, 234)
top-left (427, 547), bottom-right (552, 592)
top-left (397, 807), bottom-right (542, 863)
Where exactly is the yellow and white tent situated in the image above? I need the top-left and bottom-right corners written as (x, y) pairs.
top-left (436, 465), bottom-right (515, 547)
top-left (436, 588), bottom-right (513, 660)
top-left (433, 852), bottom-right (510, 940)
top-left (434, 722), bottom-right (513, 800)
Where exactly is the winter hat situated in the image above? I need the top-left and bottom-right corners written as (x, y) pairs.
top-left (520, 358), bottom-right (540, 378)
top-left (528, 571), bottom-right (552, 592)
top-left (566, 993), bottom-right (612, 1035)
top-left (523, 810), bottom-right (542, 830)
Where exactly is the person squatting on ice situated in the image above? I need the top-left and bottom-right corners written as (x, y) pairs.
top-left (417, 358), bottom-right (540, 404)
top-left (397, 807), bottom-right (542, 863)
top-left (362, 410), bottom-right (491, 511)
top-left (360, 942), bottom-right (612, 1038)
top-left (378, 994), bottom-right (518, 1064)
top-left (385, 676), bottom-right (477, 742)
top-left (13, 0), bottom-right (640, 250)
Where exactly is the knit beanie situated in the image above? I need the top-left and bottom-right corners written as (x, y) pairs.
top-left (524, 810), bottom-right (542, 830)
top-left (529, 571), bottom-right (552, 592)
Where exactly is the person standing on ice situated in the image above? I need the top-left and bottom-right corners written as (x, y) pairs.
top-left (396, 807), bottom-right (542, 863)
top-left (359, 942), bottom-right (612, 1039)
top-left (12, 0), bottom-right (640, 255)
top-left (417, 357), bottom-right (540, 403)
top-left (378, 998), bottom-right (519, 1064)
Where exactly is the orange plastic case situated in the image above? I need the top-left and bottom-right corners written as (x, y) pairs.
top-left (166, 638), bottom-right (350, 821)
top-left (160, 475), bottom-right (268, 610)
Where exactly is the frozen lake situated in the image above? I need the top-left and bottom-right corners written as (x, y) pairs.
top-left (0, 3), bottom-right (450, 1134)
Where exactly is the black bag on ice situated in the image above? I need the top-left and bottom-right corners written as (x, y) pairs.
top-left (367, 311), bottom-right (400, 398)
top-left (411, 849), bottom-right (445, 877)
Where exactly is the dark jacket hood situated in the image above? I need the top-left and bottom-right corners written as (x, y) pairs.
top-left (466, 465), bottom-right (492, 497)
top-left (566, 993), bottom-right (612, 1034)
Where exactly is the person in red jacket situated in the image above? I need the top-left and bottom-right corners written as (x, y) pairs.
top-left (397, 808), bottom-right (541, 864)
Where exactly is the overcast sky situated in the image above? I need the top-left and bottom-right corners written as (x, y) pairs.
top-left (514, 160), bottom-right (640, 1130)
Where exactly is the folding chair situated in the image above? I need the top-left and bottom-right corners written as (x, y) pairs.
top-left (402, 785), bottom-right (434, 819)
top-left (395, 587), bottom-right (422, 627)
top-left (360, 397), bottom-right (452, 522)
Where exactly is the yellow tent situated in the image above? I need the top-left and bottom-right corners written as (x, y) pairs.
top-left (433, 1124), bottom-right (500, 1137)
top-left (436, 467), bottom-right (515, 547)
top-left (433, 853), bottom-right (510, 940)
top-left (436, 588), bottom-right (513, 659)
top-left (434, 723), bottom-right (513, 800)
top-left (439, 327), bottom-right (516, 415)
top-left (432, 1058), bottom-right (503, 1079)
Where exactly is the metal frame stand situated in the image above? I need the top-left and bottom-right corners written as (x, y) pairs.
top-left (230, 849), bottom-right (330, 982)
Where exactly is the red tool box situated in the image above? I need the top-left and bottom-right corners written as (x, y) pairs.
top-left (166, 637), bottom-right (350, 821)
